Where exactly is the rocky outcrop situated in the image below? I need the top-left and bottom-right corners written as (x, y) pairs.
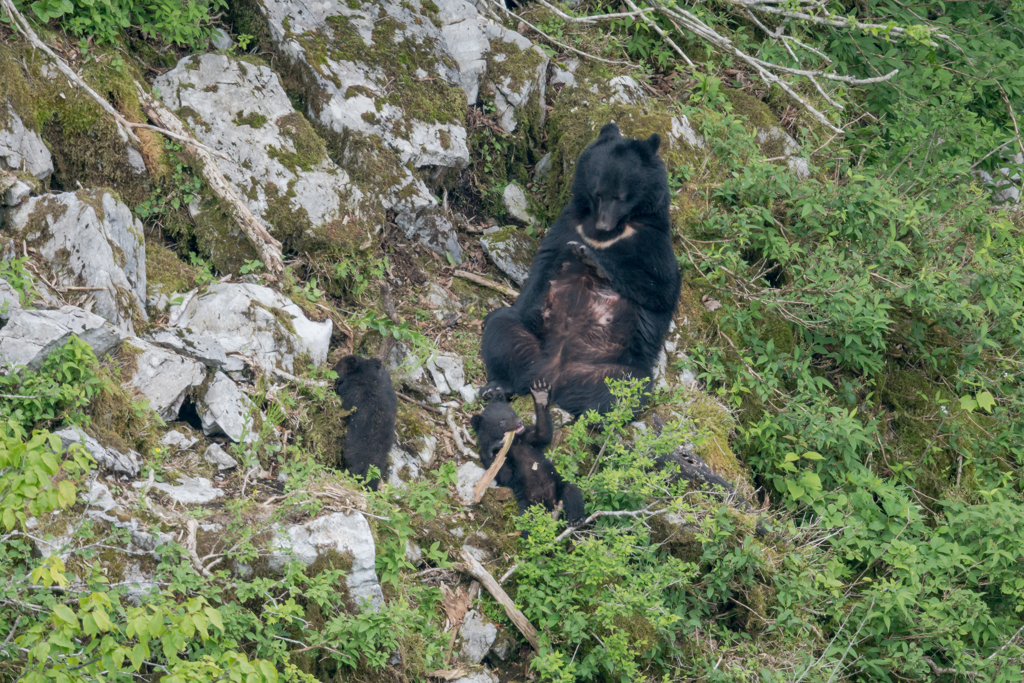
top-left (480, 226), bottom-right (538, 286)
top-left (459, 610), bottom-right (498, 663)
top-left (260, 0), bottom-right (466, 261)
top-left (120, 337), bottom-right (207, 421)
top-left (0, 278), bottom-right (21, 320)
top-left (170, 283), bottom-right (331, 373)
top-left (1, 190), bottom-right (147, 333)
top-left (0, 306), bottom-right (123, 371)
top-left (268, 512), bottom-right (384, 611)
top-left (132, 476), bottom-right (224, 504)
top-left (0, 103), bottom-right (52, 179)
top-left (484, 23), bottom-right (548, 133)
top-left (155, 55), bottom-right (365, 252)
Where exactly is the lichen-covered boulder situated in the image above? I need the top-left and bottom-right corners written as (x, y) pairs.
top-left (170, 283), bottom-right (331, 372)
top-left (259, 0), bottom-right (466, 261)
top-left (755, 126), bottom-right (810, 179)
top-left (148, 328), bottom-right (245, 374)
top-left (484, 23), bottom-right (548, 133)
top-left (132, 476), bottom-right (224, 505)
top-left (1, 190), bottom-right (147, 334)
top-left (268, 511), bottom-right (384, 611)
top-left (0, 306), bottom-right (124, 371)
top-left (0, 278), bottom-right (21, 320)
top-left (0, 102), bottom-right (52, 179)
top-left (459, 610), bottom-right (498, 664)
top-left (120, 336), bottom-right (206, 421)
top-left (437, 0), bottom-right (490, 104)
top-left (480, 226), bottom-right (537, 286)
top-left (154, 55), bottom-right (365, 253)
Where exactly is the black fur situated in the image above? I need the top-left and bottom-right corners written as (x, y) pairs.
top-left (469, 380), bottom-right (586, 525)
top-left (480, 122), bottom-right (681, 415)
top-left (332, 355), bottom-right (397, 490)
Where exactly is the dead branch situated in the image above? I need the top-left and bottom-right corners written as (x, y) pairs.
top-left (488, 0), bottom-right (632, 66)
top-left (397, 391), bottom-right (445, 415)
top-left (454, 270), bottom-right (519, 299)
top-left (185, 519), bottom-right (211, 577)
top-left (138, 89), bottom-right (285, 278)
top-left (552, 505), bottom-right (668, 543)
top-left (455, 548), bottom-right (540, 652)
top-left (473, 430), bottom-right (516, 503)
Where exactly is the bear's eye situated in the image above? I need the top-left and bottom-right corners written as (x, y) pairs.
top-left (499, 421), bottom-right (506, 427)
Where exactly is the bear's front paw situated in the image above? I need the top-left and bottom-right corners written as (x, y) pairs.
top-left (530, 379), bottom-right (551, 405)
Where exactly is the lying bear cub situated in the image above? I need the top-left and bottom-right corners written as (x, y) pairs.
top-left (470, 379), bottom-right (586, 525)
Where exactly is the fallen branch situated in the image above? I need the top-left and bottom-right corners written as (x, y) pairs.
top-left (455, 548), bottom-right (540, 652)
top-left (138, 89), bottom-right (285, 279)
top-left (488, 0), bottom-right (631, 66)
top-left (454, 270), bottom-right (519, 299)
top-left (185, 519), bottom-right (211, 577)
top-left (446, 407), bottom-right (478, 459)
top-left (473, 430), bottom-right (516, 503)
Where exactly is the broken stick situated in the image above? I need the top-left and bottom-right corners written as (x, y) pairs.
top-left (454, 270), bottom-right (519, 299)
top-left (472, 430), bottom-right (515, 503)
top-left (455, 548), bottom-right (540, 652)
top-left (138, 88), bottom-right (285, 279)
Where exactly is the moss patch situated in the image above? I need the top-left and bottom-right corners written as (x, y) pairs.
top-left (233, 111), bottom-right (268, 129)
top-left (146, 241), bottom-right (198, 298)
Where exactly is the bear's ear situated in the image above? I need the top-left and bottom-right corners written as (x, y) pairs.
top-left (470, 414), bottom-right (482, 433)
top-left (643, 133), bottom-right (661, 155)
top-left (334, 355), bottom-right (359, 376)
top-left (598, 122), bottom-right (621, 143)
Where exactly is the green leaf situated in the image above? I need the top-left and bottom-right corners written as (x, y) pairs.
top-left (130, 643), bottom-right (146, 670)
top-left (205, 606), bottom-right (224, 631)
top-left (53, 604), bottom-right (80, 628)
top-left (976, 390), bottom-right (996, 412)
top-left (802, 451), bottom-right (824, 460)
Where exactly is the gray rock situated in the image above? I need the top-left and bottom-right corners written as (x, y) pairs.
top-left (437, 0), bottom-right (490, 104)
top-left (160, 430), bottom-right (198, 451)
top-left (755, 126), bottom-right (810, 180)
top-left (55, 427), bottom-right (142, 479)
top-left (405, 539), bottom-right (423, 564)
top-left (485, 24), bottom-right (548, 133)
top-left (148, 328), bottom-right (245, 373)
top-left (0, 103), bottom-right (53, 179)
top-left (388, 445), bottom-right (422, 487)
top-left (459, 610), bottom-right (498, 664)
top-left (608, 75), bottom-right (647, 105)
top-left (534, 152), bottom-right (552, 181)
top-left (480, 226), bottom-right (538, 286)
top-left (416, 435), bottom-right (438, 465)
top-left (0, 306), bottom-right (123, 372)
top-left (82, 480), bottom-right (117, 516)
top-left (426, 353), bottom-right (466, 395)
top-left (0, 278), bottom-right (21, 320)
top-left (2, 191), bottom-right (147, 333)
top-left (155, 55), bottom-right (364, 250)
top-left (459, 384), bottom-right (477, 404)
top-left (424, 282), bottom-right (462, 322)
top-left (457, 461), bottom-right (492, 504)
top-left (3, 180), bottom-right (31, 207)
top-left (211, 28), bottom-right (233, 51)
top-left (171, 283), bottom-right (332, 372)
top-left (204, 443), bottom-right (239, 470)
top-left (133, 476), bottom-right (224, 505)
top-left (671, 115), bottom-right (705, 150)
top-left (120, 337), bottom-right (207, 421)
top-left (550, 64), bottom-right (577, 89)
top-left (502, 183), bottom-right (534, 224)
top-left (453, 670), bottom-right (499, 683)
top-left (268, 512), bottom-right (384, 610)
top-left (461, 543), bottom-right (491, 563)
top-left (197, 372), bottom-right (257, 443)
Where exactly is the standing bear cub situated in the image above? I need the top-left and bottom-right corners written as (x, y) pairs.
top-left (332, 355), bottom-right (397, 490)
top-left (480, 122), bottom-right (681, 416)
top-left (470, 379), bottom-right (586, 525)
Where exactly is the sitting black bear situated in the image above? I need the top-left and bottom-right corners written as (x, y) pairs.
top-left (332, 355), bottom-right (397, 490)
top-left (470, 379), bottom-right (586, 525)
top-left (479, 122), bottom-right (681, 416)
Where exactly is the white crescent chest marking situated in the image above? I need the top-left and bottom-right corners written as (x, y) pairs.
top-left (576, 223), bottom-right (637, 250)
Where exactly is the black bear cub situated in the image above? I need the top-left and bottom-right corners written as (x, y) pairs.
top-left (332, 355), bottom-right (397, 490)
top-left (470, 379), bottom-right (586, 526)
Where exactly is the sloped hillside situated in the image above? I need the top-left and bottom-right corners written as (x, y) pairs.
top-left (2, 1), bottom-right (1024, 682)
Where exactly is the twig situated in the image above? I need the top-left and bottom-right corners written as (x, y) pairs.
top-left (455, 549), bottom-right (540, 652)
top-left (138, 88), bottom-right (285, 279)
top-left (552, 505), bottom-right (667, 543)
top-left (499, 564), bottom-right (518, 585)
top-left (921, 655), bottom-right (977, 677)
top-left (535, 0), bottom-right (654, 24)
top-left (623, 0), bottom-right (694, 67)
top-left (397, 391), bottom-right (445, 415)
top-left (454, 270), bottom-right (519, 299)
top-left (446, 407), bottom-right (478, 459)
top-left (473, 430), bottom-right (516, 503)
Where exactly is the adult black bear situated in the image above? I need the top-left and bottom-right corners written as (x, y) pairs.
top-left (470, 379), bottom-right (587, 525)
top-left (332, 355), bottom-right (397, 490)
top-left (480, 122), bottom-right (681, 416)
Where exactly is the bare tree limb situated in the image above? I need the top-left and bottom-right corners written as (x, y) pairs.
top-left (488, 0), bottom-right (632, 66)
top-left (622, 0), bottom-right (694, 67)
top-left (552, 505), bottom-right (667, 543)
top-left (473, 430), bottom-right (515, 503)
top-left (455, 549), bottom-right (540, 652)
